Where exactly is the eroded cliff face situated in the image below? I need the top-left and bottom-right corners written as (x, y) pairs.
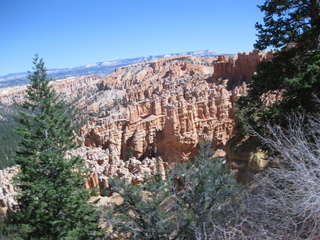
top-left (77, 51), bottom-right (273, 189)
top-left (210, 50), bottom-right (273, 89)
top-left (0, 86), bottom-right (26, 106)
top-left (0, 75), bottom-right (102, 107)
top-left (0, 51), bottom-right (273, 212)
top-left (80, 55), bottom-right (233, 162)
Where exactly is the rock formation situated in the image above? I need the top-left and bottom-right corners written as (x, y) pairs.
top-left (78, 51), bottom-right (273, 190)
top-left (0, 167), bottom-right (18, 215)
top-left (226, 135), bottom-right (268, 182)
top-left (0, 85), bottom-right (26, 106)
top-left (210, 50), bottom-right (273, 89)
top-left (80, 55), bottom-right (230, 162)
top-left (0, 51), bottom-right (274, 213)
top-left (0, 75), bottom-right (102, 107)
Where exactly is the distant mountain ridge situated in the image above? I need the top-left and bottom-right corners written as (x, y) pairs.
top-left (0, 50), bottom-right (231, 88)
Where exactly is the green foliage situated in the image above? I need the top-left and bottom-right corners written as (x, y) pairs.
top-left (5, 55), bottom-right (102, 239)
top-left (0, 214), bottom-right (22, 240)
top-left (105, 171), bottom-right (176, 239)
top-left (104, 142), bottom-right (240, 239)
top-left (254, 0), bottom-right (320, 50)
top-left (171, 141), bottom-right (240, 238)
top-left (0, 107), bottom-right (20, 169)
top-left (236, 0), bottom-right (320, 134)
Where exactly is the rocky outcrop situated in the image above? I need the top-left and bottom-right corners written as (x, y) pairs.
top-left (0, 154), bottom-right (166, 215)
top-left (80, 52), bottom-right (272, 162)
top-left (0, 51), bottom-right (273, 214)
top-left (0, 167), bottom-right (18, 215)
top-left (52, 75), bottom-right (102, 100)
top-left (98, 55), bottom-right (212, 88)
top-left (77, 146), bottom-right (167, 188)
top-left (75, 52), bottom-right (271, 189)
top-left (226, 135), bottom-right (268, 182)
top-left (0, 85), bottom-right (26, 106)
top-left (80, 55), bottom-right (233, 162)
top-left (0, 75), bottom-right (102, 107)
top-left (211, 50), bottom-right (274, 89)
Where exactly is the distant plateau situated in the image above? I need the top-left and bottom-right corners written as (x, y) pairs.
top-left (0, 50), bottom-right (231, 88)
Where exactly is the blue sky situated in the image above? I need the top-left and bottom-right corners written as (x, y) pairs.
top-left (0, 0), bottom-right (265, 76)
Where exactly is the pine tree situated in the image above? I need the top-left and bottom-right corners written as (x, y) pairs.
top-left (171, 141), bottom-right (240, 239)
top-left (254, 0), bottom-right (319, 50)
top-left (104, 142), bottom-right (240, 239)
top-left (104, 159), bottom-right (176, 240)
top-left (7, 55), bottom-right (102, 239)
top-left (236, 0), bottom-right (320, 134)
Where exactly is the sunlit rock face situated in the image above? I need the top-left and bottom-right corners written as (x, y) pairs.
top-left (0, 51), bottom-right (273, 207)
top-left (0, 75), bottom-right (103, 107)
top-left (0, 167), bottom-right (18, 215)
top-left (210, 50), bottom-right (273, 89)
top-left (78, 51), bottom-right (273, 190)
top-left (80, 55), bottom-right (229, 163)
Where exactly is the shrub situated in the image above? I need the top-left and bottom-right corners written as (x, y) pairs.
top-left (104, 142), bottom-right (240, 239)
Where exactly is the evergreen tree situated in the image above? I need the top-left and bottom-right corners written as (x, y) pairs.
top-left (105, 170), bottom-right (176, 240)
top-left (0, 109), bottom-right (20, 169)
top-left (171, 141), bottom-right (240, 239)
top-left (236, 0), bottom-right (320, 134)
top-left (6, 55), bottom-right (102, 239)
top-left (254, 0), bottom-right (319, 50)
top-left (105, 142), bottom-right (240, 239)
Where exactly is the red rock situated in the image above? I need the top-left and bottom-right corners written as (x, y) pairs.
top-left (0, 51), bottom-right (274, 207)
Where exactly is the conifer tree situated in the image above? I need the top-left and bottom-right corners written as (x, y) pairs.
top-left (7, 55), bottom-right (102, 239)
top-left (171, 141), bottom-right (240, 239)
top-left (105, 169), bottom-right (176, 240)
top-left (105, 142), bottom-right (240, 239)
top-left (236, 0), bottom-right (320, 133)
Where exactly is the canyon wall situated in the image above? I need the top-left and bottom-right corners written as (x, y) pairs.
top-left (78, 51), bottom-right (273, 189)
top-left (0, 75), bottom-right (102, 107)
top-left (0, 85), bottom-right (26, 106)
top-left (81, 52), bottom-right (272, 161)
top-left (0, 51), bottom-right (273, 213)
top-left (210, 50), bottom-right (273, 89)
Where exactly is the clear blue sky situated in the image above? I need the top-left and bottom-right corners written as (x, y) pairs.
top-left (0, 0), bottom-right (265, 76)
